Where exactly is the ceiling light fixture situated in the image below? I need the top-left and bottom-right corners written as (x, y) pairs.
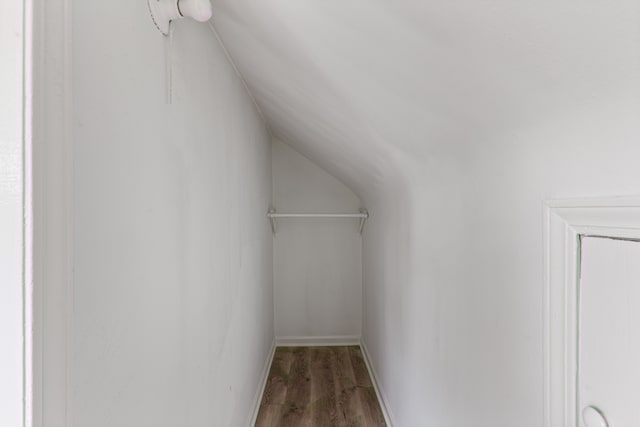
top-left (147, 0), bottom-right (213, 35)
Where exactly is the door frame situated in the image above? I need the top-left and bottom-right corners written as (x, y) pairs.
top-left (544, 196), bottom-right (640, 426)
top-left (30, 0), bottom-right (74, 425)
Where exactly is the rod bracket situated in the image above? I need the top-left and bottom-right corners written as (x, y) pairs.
top-left (359, 209), bottom-right (369, 234)
top-left (268, 208), bottom-right (277, 234)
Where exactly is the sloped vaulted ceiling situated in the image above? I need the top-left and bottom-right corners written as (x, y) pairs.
top-left (209, 0), bottom-right (638, 200)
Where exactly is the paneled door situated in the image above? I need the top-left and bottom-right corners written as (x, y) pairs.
top-left (579, 237), bottom-right (640, 427)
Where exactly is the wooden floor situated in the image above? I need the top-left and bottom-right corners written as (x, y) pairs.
top-left (255, 346), bottom-right (386, 427)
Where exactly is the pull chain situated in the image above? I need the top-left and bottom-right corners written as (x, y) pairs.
top-left (164, 23), bottom-right (174, 104)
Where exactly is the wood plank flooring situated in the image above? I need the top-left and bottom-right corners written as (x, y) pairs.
top-left (255, 346), bottom-right (386, 427)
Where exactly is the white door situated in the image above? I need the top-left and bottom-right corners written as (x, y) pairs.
top-left (579, 237), bottom-right (640, 427)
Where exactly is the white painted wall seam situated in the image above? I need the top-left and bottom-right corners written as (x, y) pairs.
top-left (207, 21), bottom-right (271, 137)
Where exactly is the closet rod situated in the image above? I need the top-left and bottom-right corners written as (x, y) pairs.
top-left (267, 209), bottom-right (369, 234)
top-left (267, 213), bottom-right (368, 218)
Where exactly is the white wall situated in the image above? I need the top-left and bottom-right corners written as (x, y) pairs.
top-left (0, 1), bottom-right (25, 425)
top-left (272, 139), bottom-right (362, 340)
top-left (69, 2), bottom-right (273, 426)
top-left (361, 99), bottom-right (640, 426)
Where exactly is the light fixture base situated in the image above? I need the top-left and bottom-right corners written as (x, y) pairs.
top-left (147, 0), bottom-right (181, 35)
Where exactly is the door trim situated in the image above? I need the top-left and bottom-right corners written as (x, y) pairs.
top-left (544, 196), bottom-right (640, 427)
top-left (31, 0), bottom-right (74, 425)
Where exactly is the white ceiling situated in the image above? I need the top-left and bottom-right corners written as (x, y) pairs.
top-left (210, 0), bottom-right (639, 198)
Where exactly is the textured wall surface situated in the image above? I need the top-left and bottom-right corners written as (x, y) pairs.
top-left (272, 139), bottom-right (362, 340)
top-left (209, 1), bottom-right (640, 425)
top-left (71, 2), bottom-right (273, 425)
top-left (0, 1), bottom-right (24, 425)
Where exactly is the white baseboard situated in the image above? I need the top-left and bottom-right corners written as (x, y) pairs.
top-left (247, 339), bottom-right (276, 427)
top-left (276, 335), bottom-right (361, 347)
top-left (360, 340), bottom-right (397, 427)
